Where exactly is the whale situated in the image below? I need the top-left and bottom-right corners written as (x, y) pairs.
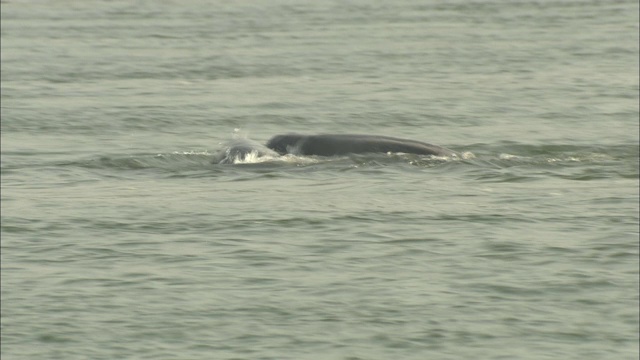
top-left (265, 134), bottom-right (456, 157)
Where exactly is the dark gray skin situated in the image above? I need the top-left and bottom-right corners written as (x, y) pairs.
top-left (266, 134), bottom-right (456, 157)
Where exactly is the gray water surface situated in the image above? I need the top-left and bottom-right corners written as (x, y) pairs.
top-left (1, 1), bottom-right (639, 359)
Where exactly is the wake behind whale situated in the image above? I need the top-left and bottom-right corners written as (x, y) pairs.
top-left (214, 133), bottom-right (457, 164)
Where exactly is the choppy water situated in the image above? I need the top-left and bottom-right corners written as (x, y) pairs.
top-left (1, 1), bottom-right (639, 359)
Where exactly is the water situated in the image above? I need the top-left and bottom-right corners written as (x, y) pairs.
top-left (1, 1), bottom-right (638, 359)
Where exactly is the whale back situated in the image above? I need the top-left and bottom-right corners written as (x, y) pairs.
top-left (266, 134), bottom-right (456, 157)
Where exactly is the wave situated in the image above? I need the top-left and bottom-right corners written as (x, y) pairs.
top-left (5, 140), bottom-right (635, 182)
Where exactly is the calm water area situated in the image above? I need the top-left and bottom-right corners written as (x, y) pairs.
top-left (1, 1), bottom-right (639, 359)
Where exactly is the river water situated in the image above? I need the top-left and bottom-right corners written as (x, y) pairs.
top-left (1, 1), bottom-right (638, 359)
